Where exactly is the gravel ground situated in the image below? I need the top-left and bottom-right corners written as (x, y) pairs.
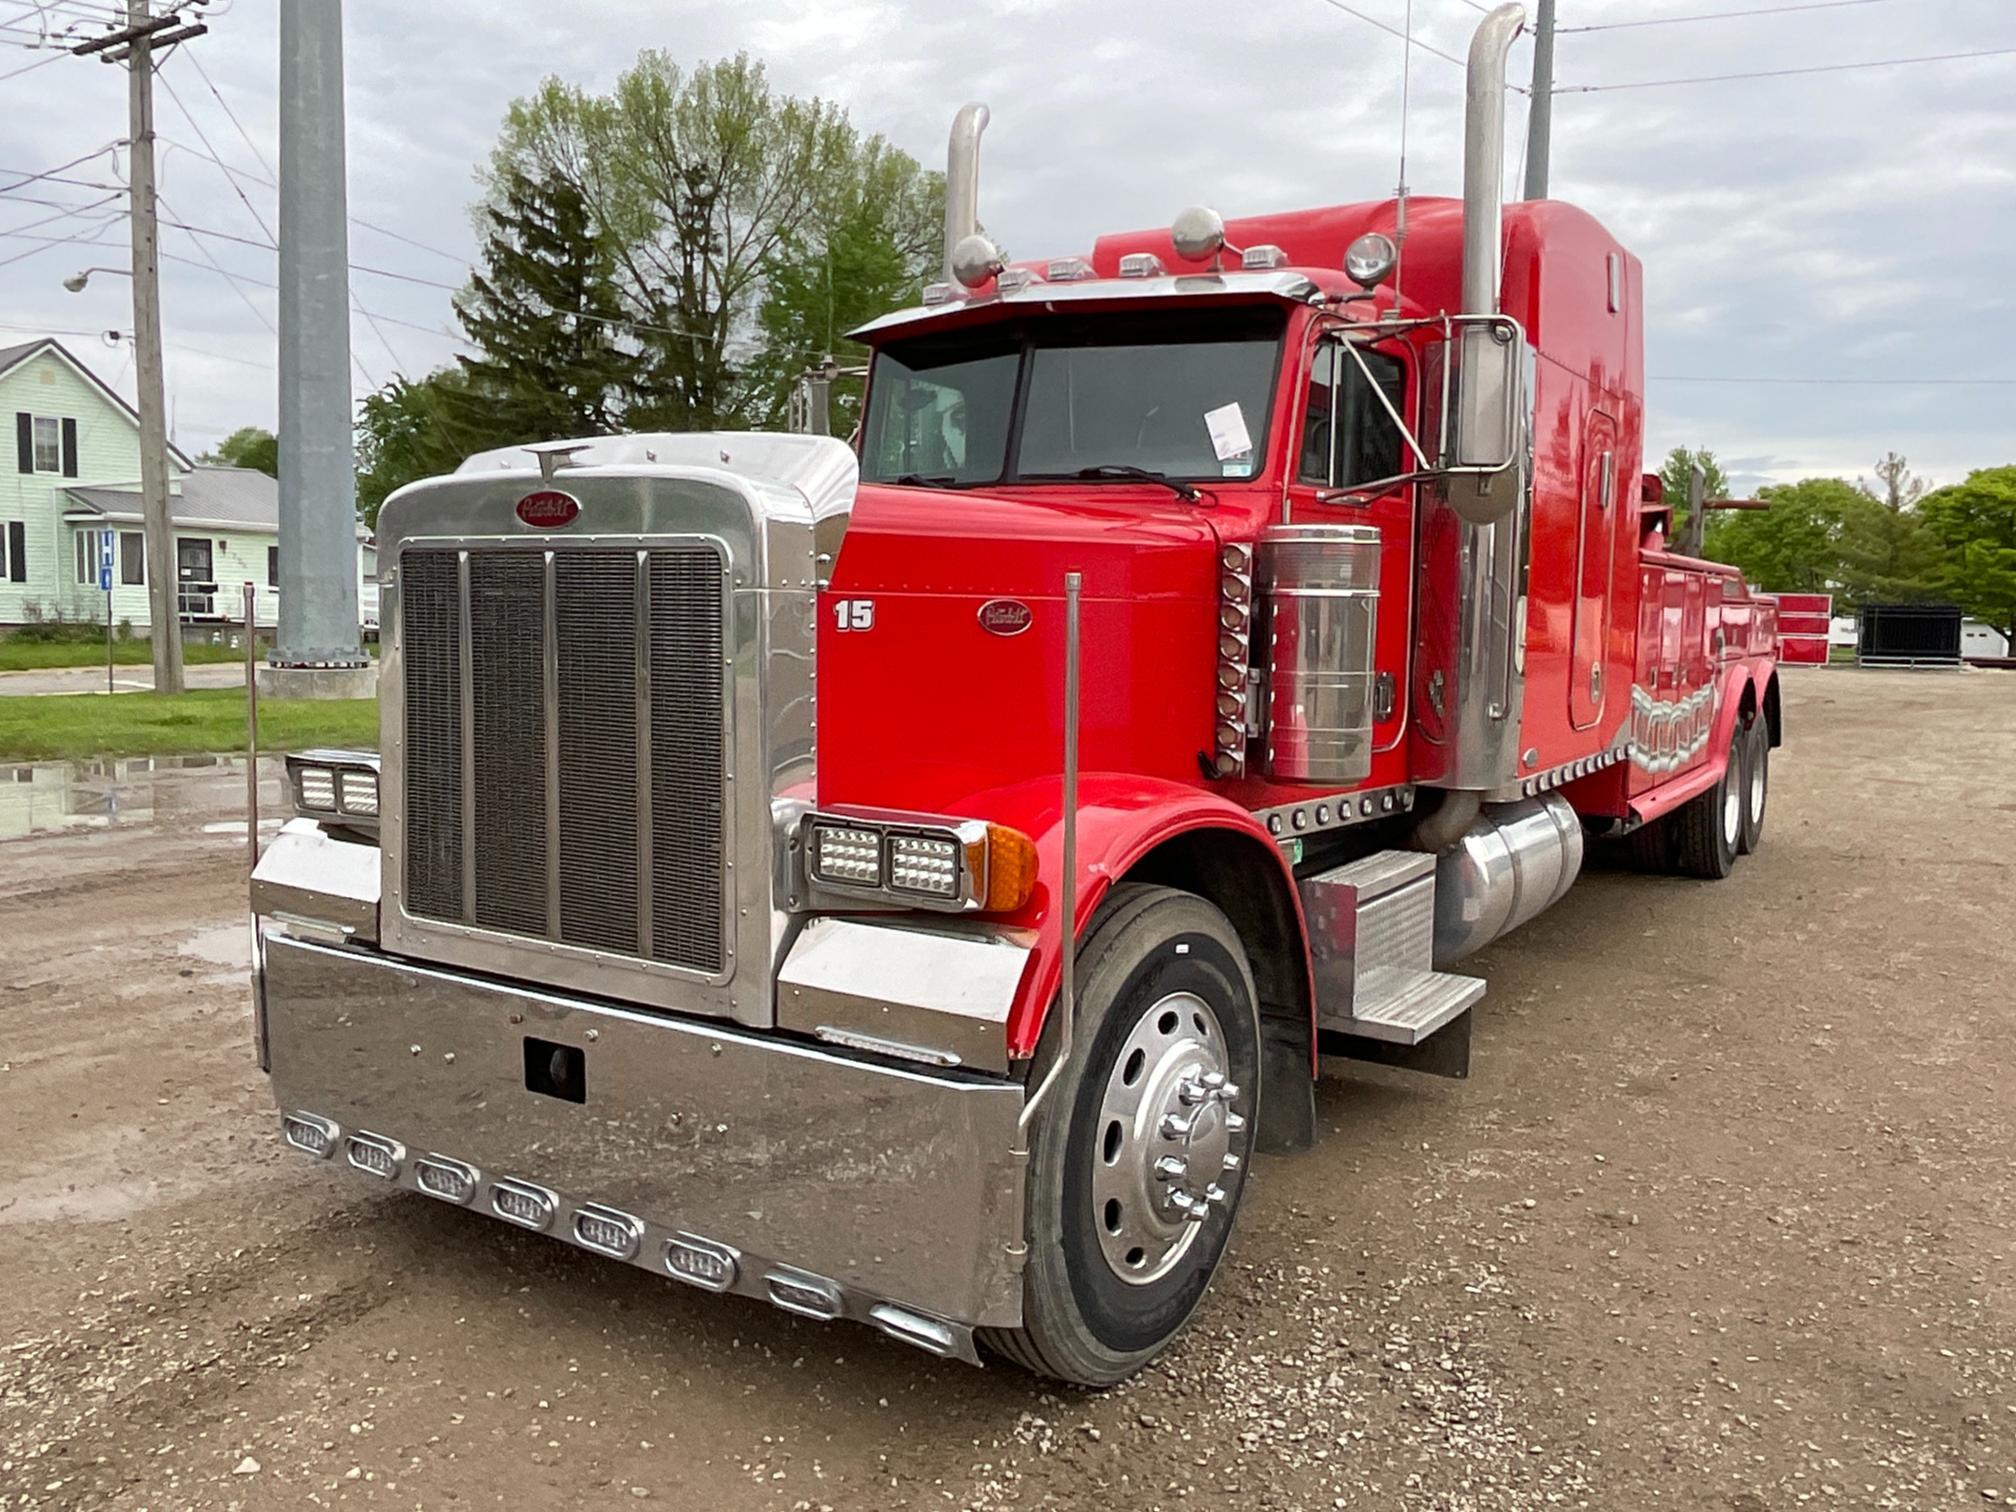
top-left (2, 669), bottom-right (2010, 1511)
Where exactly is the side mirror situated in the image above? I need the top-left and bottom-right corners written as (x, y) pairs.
top-left (1443, 320), bottom-right (1526, 524)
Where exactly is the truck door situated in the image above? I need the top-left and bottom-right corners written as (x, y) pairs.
top-left (1569, 410), bottom-right (1618, 729)
top-left (1286, 332), bottom-right (1415, 758)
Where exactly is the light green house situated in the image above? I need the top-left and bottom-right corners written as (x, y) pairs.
top-left (2, 336), bottom-right (372, 637)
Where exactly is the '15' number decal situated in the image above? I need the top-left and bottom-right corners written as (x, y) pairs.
top-left (832, 598), bottom-right (875, 632)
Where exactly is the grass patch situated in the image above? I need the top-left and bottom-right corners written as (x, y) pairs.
top-left (0, 688), bottom-right (377, 762)
top-left (0, 640), bottom-right (243, 673)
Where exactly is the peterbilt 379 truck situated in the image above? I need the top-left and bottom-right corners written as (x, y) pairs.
top-left (250, 4), bottom-right (1781, 1385)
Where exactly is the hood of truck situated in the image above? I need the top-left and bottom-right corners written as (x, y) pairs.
top-left (815, 482), bottom-right (1225, 814)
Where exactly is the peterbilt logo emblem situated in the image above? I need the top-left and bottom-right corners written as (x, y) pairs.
top-left (515, 490), bottom-right (580, 528)
top-left (978, 599), bottom-right (1033, 636)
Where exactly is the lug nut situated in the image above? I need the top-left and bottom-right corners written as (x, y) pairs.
top-left (1224, 1111), bottom-right (1247, 1136)
top-left (1154, 1155), bottom-right (1189, 1181)
top-left (1204, 1183), bottom-right (1227, 1206)
top-left (1222, 1153), bottom-right (1242, 1173)
top-left (1161, 1111), bottom-right (1196, 1141)
top-left (1215, 1080), bottom-right (1241, 1103)
top-left (1199, 1070), bottom-right (1227, 1092)
top-left (1176, 1076), bottom-right (1209, 1107)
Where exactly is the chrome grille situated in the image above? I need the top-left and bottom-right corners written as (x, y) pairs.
top-left (401, 543), bottom-right (727, 976)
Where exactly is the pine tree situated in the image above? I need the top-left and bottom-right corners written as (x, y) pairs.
top-left (453, 168), bottom-right (639, 442)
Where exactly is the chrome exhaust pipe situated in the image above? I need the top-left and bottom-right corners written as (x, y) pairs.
top-left (1461, 5), bottom-right (1527, 320)
top-left (943, 102), bottom-right (991, 285)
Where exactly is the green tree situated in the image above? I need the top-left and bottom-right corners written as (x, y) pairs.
top-left (453, 167), bottom-right (639, 440)
top-left (487, 52), bottom-right (938, 429)
top-left (1919, 465), bottom-right (2016, 646)
top-left (748, 146), bottom-right (941, 433)
top-left (1837, 452), bottom-right (1945, 606)
top-left (1703, 476), bottom-right (1862, 592)
top-left (355, 369), bottom-right (509, 529)
top-left (1658, 445), bottom-right (1728, 539)
top-left (199, 425), bottom-right (278, 477)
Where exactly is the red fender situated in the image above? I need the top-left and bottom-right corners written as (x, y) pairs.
top-left (952, 772), bottom-right (1312, 1063)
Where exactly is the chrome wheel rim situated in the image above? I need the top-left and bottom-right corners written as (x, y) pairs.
top-left (1749, 749), bottom-right (1767, 826)
top-left (1723, 777), bottom-right (1742, 848)
top-left (1091, 990), bottom-right (1244, 1286)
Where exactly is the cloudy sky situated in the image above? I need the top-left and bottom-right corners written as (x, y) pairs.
top-left (2, 0), bottom-right (2011, 496)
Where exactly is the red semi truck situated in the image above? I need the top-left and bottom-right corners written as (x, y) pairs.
top-left (250, 3), bottom-right (1780, 1385)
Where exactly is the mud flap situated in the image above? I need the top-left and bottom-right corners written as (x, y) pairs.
top-left (1255, 1011), bottom-right (1317, 1153)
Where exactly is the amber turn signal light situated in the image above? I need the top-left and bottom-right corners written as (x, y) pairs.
top-left (977, 824), bottom-right (1038, 913)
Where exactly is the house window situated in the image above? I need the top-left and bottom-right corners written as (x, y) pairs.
top-left (32, 416), bottom-right (60, 473)
top-left (267, 545), bottom-right (279, 588)
top-left (5, 521), bottom-right (23, 583)
top-left (119, 531), bottom-right (144, 585)
top-left (75, 530), bottom-right (94, 585)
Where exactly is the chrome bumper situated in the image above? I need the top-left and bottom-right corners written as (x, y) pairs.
top-left (260, 932), bottom-right (1028, 1360)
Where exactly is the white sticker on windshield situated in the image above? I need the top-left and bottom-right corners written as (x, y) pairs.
top-left (1204, 402), bottom-right (1254, 464)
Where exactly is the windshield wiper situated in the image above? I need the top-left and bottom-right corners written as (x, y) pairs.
top-left (892, 472), bottom-right (959, 489)
top-left (1068, 465), bottom-right (1203, 503)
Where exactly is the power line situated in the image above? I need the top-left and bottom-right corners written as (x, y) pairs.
top-left (1558, 46), bottom-right (2016, 92)
top-left (1560, 0), bottom-right (1902, 32)
top-left (0, 142), bottom-right (120, 193)
top-left (0, 48), bottom-right (64, 82)
top-left (157, 63), bottom-right (274, 243)
top-left (1312, 0), bottom-right (1469, 72)
top-left (181, 47), bottom-right (269, 177)
top-left (0, 217), bottom-right (117, 267)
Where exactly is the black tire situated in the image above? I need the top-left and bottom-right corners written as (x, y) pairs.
top-left (1738, 716), bottom-right (1768, 854)
top-left (1671, 725), bottom-right (1743, 879)
top-left (981, 884), bottom-right (1260, 1387)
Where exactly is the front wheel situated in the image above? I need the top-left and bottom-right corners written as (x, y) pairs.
top-left (982, 884), bottom-right (1260, 1386)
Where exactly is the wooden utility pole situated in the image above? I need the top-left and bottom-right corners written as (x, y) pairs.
top-left (74, 3), bottom-right (208, 693)
top-left (125, 0), bottom-right (180, 693)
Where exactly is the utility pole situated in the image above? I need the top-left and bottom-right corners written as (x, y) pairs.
top-left (123, 0), bottom-right (182, 694)
top-left (1522, 0), bottom-right (1557, 201)
top-left (269, 0), bottom-right (370, 697)
top-left (72, 3), bottom-right (191, 691)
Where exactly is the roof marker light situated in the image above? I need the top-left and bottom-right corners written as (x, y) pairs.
top-left (1241, 244), bottom-right (1288, 270)
top-left (920, 282), bottom-right (958, 306)
top-left (1045, 257), bottom-right (1095, 282)
top-left (995, 267), bottom-right (1037, 294)
top-left (1118, 252), bottom-right (1165, 278)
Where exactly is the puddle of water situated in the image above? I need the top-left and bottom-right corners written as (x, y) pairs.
top-left (0, 754), bottom-right (289, 841)
top-left (201, 818), bottom-right (288, 837)
top-left (179, 922), bottom-right (253, 969)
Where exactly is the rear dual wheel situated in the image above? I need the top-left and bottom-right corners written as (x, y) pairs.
top-left (1738, 715), bottom-right (1769, 854)
top-left (983, 884), bottom-right (1259, 1387)
top-left (1670, 724), bottom-right (1744, 878)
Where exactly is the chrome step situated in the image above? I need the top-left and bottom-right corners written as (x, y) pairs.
top-left (1297, 849), bottom-right (1485, 1051)
top-left (1342, 968), bottom-right (1486, 1044)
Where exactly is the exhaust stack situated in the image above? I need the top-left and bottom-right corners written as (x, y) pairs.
top-left (1460, 5), bottom-right (1526, 320)
top-left (943, 103), bottom-right (991, 285)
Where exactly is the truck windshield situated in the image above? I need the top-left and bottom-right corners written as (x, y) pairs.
top-left (861, 307), bottom-right (1286, 489)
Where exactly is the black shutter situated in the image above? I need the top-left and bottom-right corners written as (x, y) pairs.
top-left (267, 545), bottom-right (278, 588)
top-left (7, 521), bottom-right (25, 582)
top-left (60, 418), bottom-right (78, 477)
top-left (14, 413), bottom-right (30, 474)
